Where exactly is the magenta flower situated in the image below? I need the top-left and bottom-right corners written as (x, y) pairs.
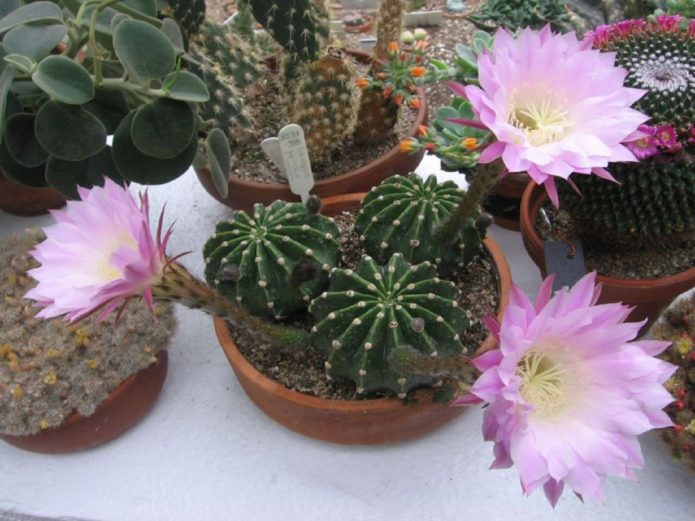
top-left (626, 124), bottom-right (659, 159)
top-left (456, 273), bottom-right (676, 507)
top-left (653, 124), bottom-right (679, 150)
top-left (463, 26), bottom-right (648, 205)
top-left (26, 179), bottom-right (170, 322)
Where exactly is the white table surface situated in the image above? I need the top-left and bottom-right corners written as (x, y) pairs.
top-left (1, 156), bottom-right (694, 521)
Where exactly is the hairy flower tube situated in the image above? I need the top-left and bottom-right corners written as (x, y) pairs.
top-left (456, 273), bottom-right (676, 506)
top-left (461, 26), bottom-right (649, 205)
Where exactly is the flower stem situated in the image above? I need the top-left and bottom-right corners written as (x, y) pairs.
top-left (435, 161), bottom-right (503, 243)
top-left (152, 263), bottom-right (311, 350)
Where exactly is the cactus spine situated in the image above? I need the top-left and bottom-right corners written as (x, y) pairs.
top-left (309, 253), bottom-right (468, 396)
top-left (374, 0), bottom-right (404, 58)
top-left (288, 48), bottom-right (359, 164)
top-left (355, 174), bottom-right (487, 275)
top-left (203, 200), bottom-right (341, 318)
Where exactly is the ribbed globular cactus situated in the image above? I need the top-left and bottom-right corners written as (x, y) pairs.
top-left (374, 0), bottom-right (404, 58)
top-left (560, 17), bottom-right (695, 247)
top-left (203, 200), bottom-right (341, 319)
top-left (288, 49), bottom-right (359, 164)
top-left (309, 253), bottom-right (468, 396)
top-left (247, 0), bottom-right (329, 81)
top-left (354, 174), bottom-right (485, 275)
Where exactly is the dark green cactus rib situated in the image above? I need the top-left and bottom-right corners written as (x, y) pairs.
top-left (309, 253), bottom-right (468, 396)
top-left (355, 174), bottom-right (484, 275)
top-left (203, 200), bottom-right (341, 319)
top-left (247, 0), bottom-right (329, 81)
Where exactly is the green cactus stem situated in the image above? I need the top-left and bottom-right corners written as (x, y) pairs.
top-left (163, 0), bottom-right (206, 40)
top-left (389, 345), bottom-right (473, 378)
top-left (203, 200), bottom-right (341, 319)
top-left (352, 87), bottom-right (399, 144)
top-left (153, 262), bottom-right (311, 349)
top-left (309, 253), bottom-right (469, 396)
top-left (355, 174), bottom-right (488, 275)
top-left (374, 0), bottom-right (404, 58)
top-left (288, 48), bottom-right (359, 164)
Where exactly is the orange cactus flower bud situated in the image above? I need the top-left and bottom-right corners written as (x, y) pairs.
top-left (387, 41), bottom-right (399, 54)
top-left (414, 40), bottom-right (428, 51)
top-left (409, 97), bottom-right (421, 109)
top-left (356, 77), bottom-right (369, 89)
top-left (410, 66), bottom-right (427, 78)
top-left (377, 72), bottom-right (388, 80)
top-left (425, 143), bottom-right (436, 152)
top-left (417, 125), bottom-right (428, 137)
top-left (461, 137), bottom-right (478, 150)
top-left (394, 94), bottom-right (404, 106)
top-left (383, 86), bottom-right (393, 98)
top-left (400, 140), bottom-right (415, 153)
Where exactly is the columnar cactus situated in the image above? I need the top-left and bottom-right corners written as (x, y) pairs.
top-left (203, 200), bottom-right (341, 319)
top-left (652, 295), bottom-right (695, 471)
top-left (355, 174), bottom-right (485, 275)
top-left (560, 17), bottom-right (695, 247)
top-left (374, 0), bottom-right (404, 58)
top-left (288, 49), bottom-right (359, 164)
top-left (164, 0), bottom-right (206, 40)
top-left (309, 253), bottom-right (468, 396)
top-left (247, 0), bottom-right (329, 81)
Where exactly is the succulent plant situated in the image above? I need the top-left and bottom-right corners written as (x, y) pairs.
top-left (288, 48), bottom-right (359, 164)
top-left (309, 253), bottom-right (468, 396)
top-left (0, 229), bottom-right (176, 436)
top-left (0, 1), bottom-right (232, 198)
top-left (560, 17), bottom-right (695, 248)
top-left (355, 174), bottom-right (487, 275)
top-left (652, 295), bottom-right (695, 471)
top-left (203, 199), bottom-right (341, 319)
top-left (468, 0), bottom-right (575, 32)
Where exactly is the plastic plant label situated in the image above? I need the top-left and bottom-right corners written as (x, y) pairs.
top-left (260, 136), bottom-right (286, 177)
top-left (544, 239), bottom-right (588, 293)
top-left (278, 124), bottom-right (314, 203)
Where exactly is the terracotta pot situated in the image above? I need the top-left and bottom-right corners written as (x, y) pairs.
top-left (483, 173), bottom-right (530, 232)
top-left (0, 171), bottom-right (66, 217)
top-left (0, 351), bottom-right (168, 454)
top-left (519, 182), bottom-right (695, 331)
top-left (195, 50), bottom-right (428, 213)
top-left (214, 192), bottom-right (512, 444)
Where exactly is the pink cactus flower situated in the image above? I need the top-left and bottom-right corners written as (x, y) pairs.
top-left (463, 26), bottom-right (649, 205)
top-left (653, 124), bottom-right (679, 150)
top-left (26, 179), bottom-right (170, 322)
top-left (626, 124), bottom-right (659, 159)
top-left (456, 273), bottom-right (676, 507)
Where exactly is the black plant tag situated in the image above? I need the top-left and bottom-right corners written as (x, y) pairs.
top-left (543, 239), bottom-right (588, 293)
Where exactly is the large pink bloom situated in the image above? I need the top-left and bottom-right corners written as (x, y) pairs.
top-left (463, 26), bottom-right (649, 205)
top-left (26, 179), bottom-right (169, 322)
top-left (457, 273), bottom-right (676, 506)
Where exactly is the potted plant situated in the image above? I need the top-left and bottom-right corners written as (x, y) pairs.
top-left (652, 294), bottom-right (695, 471)
top-left (0, 226), bottom-right (175, 454)
top-left (519, 16), bottom-right (695, 330)
top-left (0, 0), bottom-right (230, 214)
top-left (178, 0), bottom-right (431, 212)
top-left (22, 177), bottom-right (679, 507)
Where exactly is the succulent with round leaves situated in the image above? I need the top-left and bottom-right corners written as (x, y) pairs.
top-left (355, 174), bottom-right (489, 276)
top-left (0, 1), bottom-right (232, 199)
top-left (560, 17), bottom-right (695, 248)
top-left (309, 253), bottom-right (469, 396)
top-left (203, 199), bottom-right (341, 319)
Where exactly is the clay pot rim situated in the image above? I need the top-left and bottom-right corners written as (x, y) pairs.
top-left (216, 49), bottom-right (427, 193)
top-left (1, 351), bottom-right (168, 438)
top-left (520, 181), bottom-right (695, 288)
top-left (215, 191), bottom-right (512, 411)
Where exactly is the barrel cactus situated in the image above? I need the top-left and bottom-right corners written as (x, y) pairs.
top-left (355, 174), bottom-right (485, 275)
top-left (559, 16), bottom-right (695, 248)
top-left (309, 253), bottom-right (468, 396)
top-left (203, 200), bottom-right (341, 319)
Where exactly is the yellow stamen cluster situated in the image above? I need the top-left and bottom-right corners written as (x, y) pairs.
top-left (517, 350), bottom-right (569, 417)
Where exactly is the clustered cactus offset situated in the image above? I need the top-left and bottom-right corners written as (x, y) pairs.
top-left (652, 295), bottom-right (695, 471)
top-left (0, 230), bottom-right (176, 435)
top-left (559, 16), bottom-right (695, 249)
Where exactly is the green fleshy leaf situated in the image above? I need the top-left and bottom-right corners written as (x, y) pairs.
top-left (82, 88), bottom-right (129, 134)
top-left (0, 1), bottom-right (21, 20)
top-left (45, 147), bottom-right (123, 199)
top-left (35, 101), bottom-right (106, 161)
top-left (160, 17), bottom-right (185, 53)
top-left (112, 111), bottom-right (196, 184)
top-left (0, 64), bottom-right (16, 144)
top-left (4, 54), bottom-right (33, 74)
top-left (4, 113), bottom-right (48, 168)
top-left (163, 70), bottom-right (209, 102)
top-left (0, 139), bottom-right (47, 188)
top-left (32, 56), bottom-right (94, 105)
top-left (0, 2), bottom-right (63, 35)
top-left (3, 24), bottom-right (67, 61)
top-left (130, 98), bottom-right (195, 159)
top-left (205, 128), bottom-right (231, 198)
top-left (113, 19), bottom-right (176, 84)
